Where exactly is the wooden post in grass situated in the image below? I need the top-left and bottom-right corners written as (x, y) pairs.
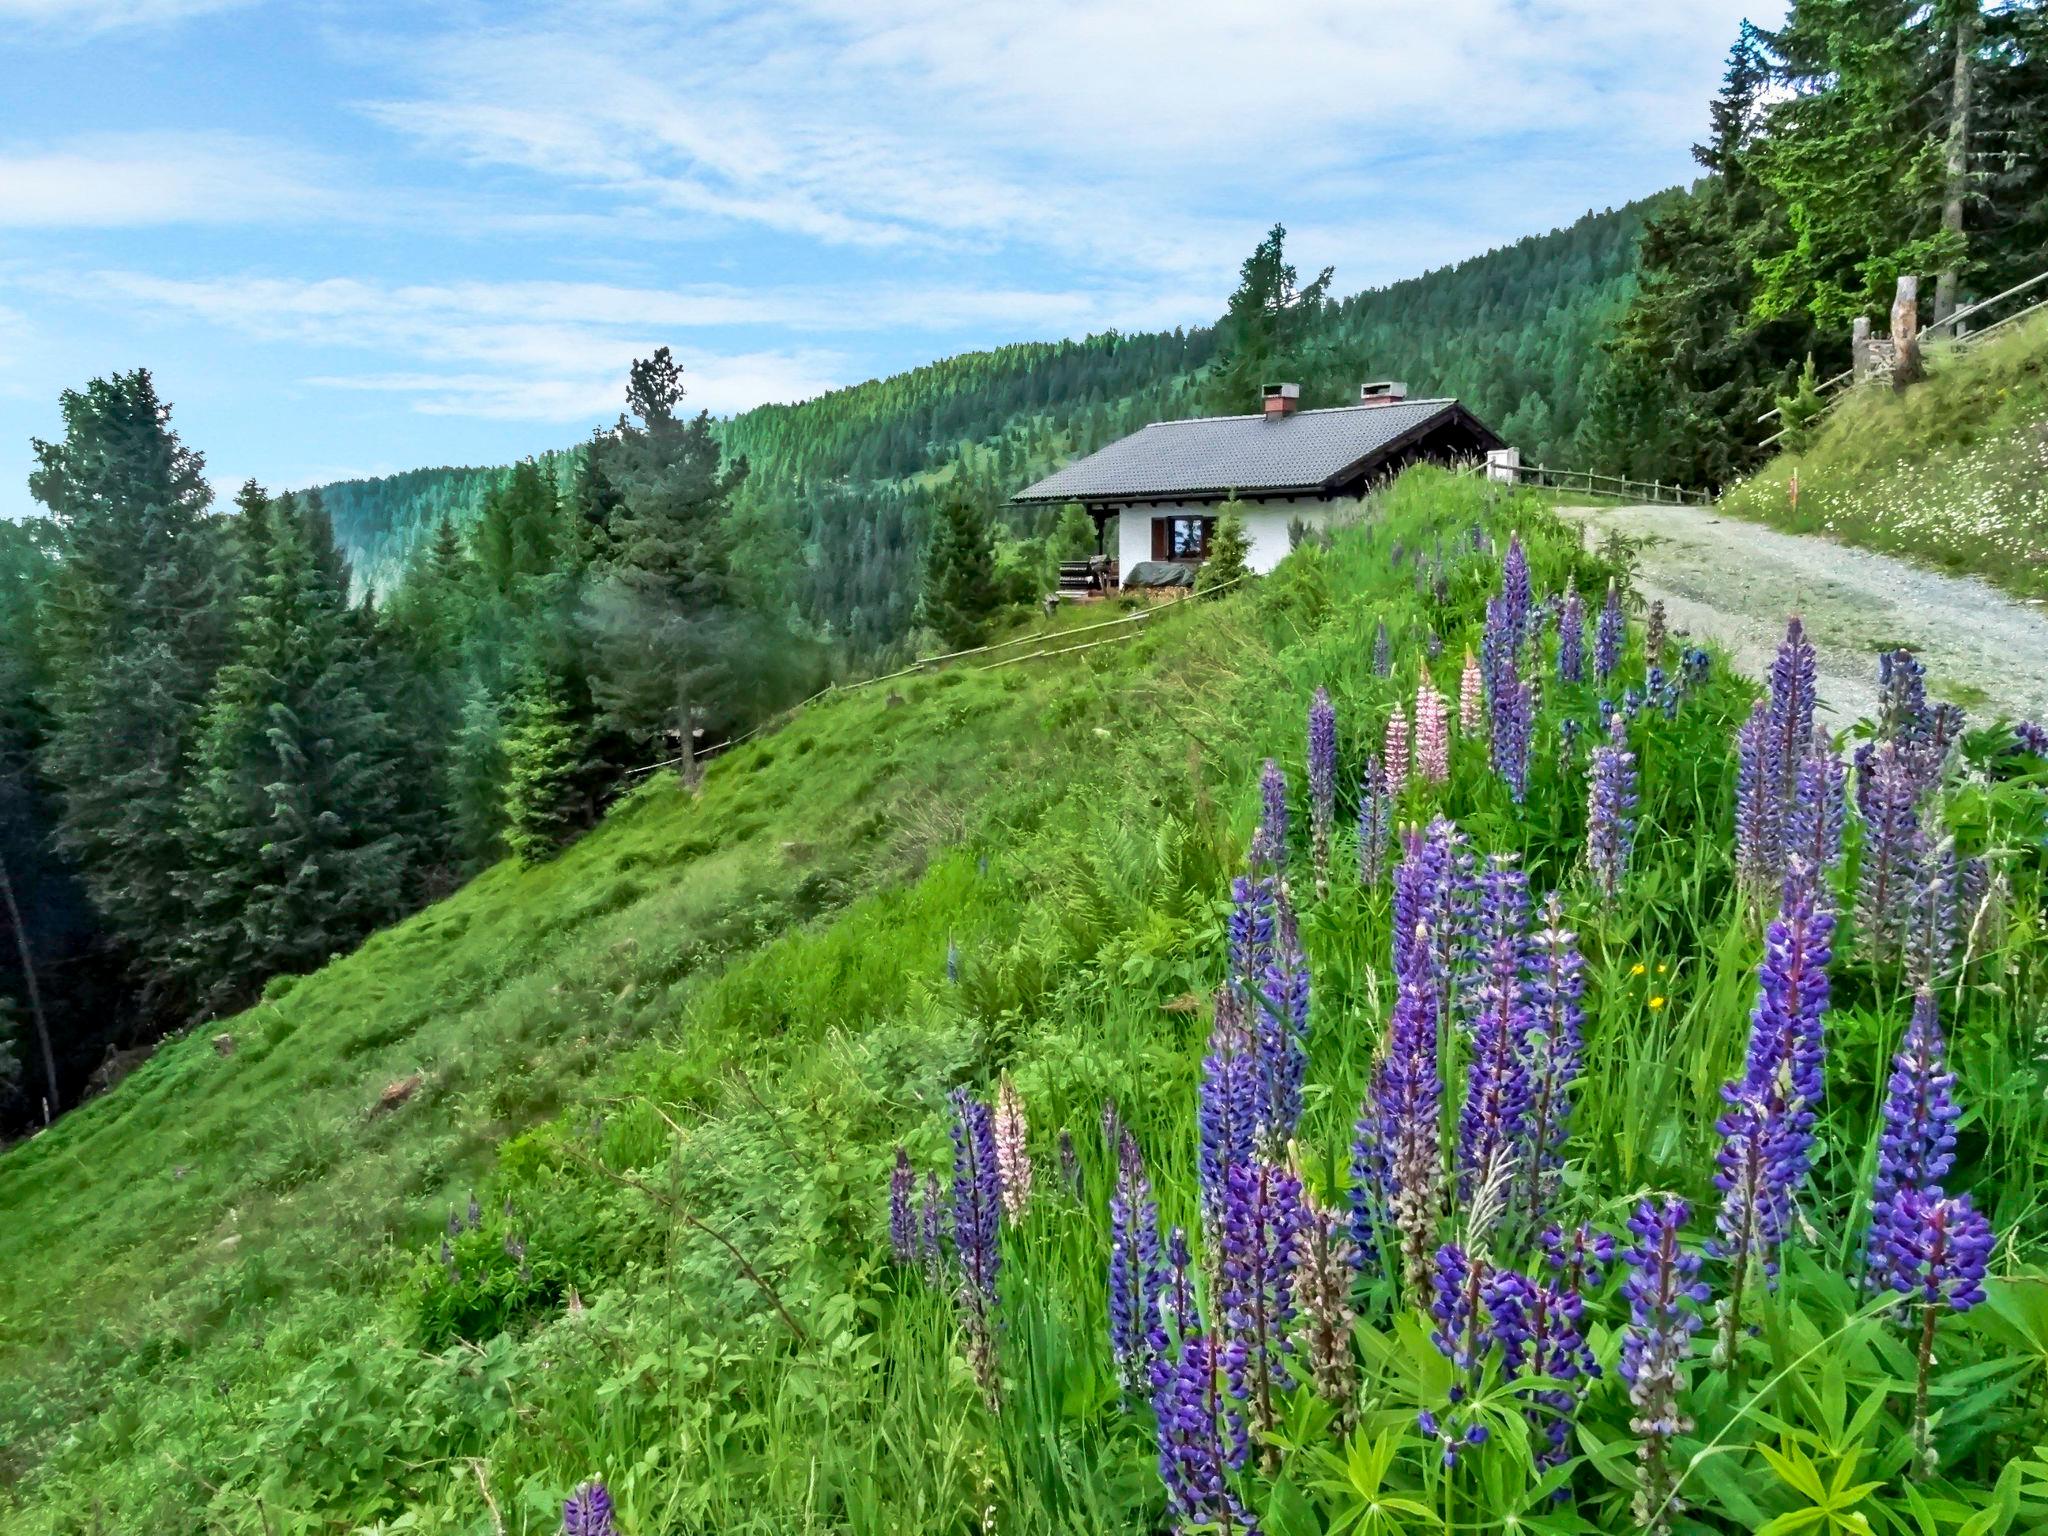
top-left (1852, 315), bottom-right (1872, 379)
top-left (1892, 275), bottom-right (1923, 389)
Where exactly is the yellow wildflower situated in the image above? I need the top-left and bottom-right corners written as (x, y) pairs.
top-left (1649, 996), bottom-right (1666, 1010)
top-left (1630, 963), bottom-right (1646, 977)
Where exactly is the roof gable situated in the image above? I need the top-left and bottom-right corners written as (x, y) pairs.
top-left (1012, 399), bottom-right (1499, 504)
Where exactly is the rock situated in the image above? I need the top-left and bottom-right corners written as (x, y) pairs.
top-left (212, 1032), bottom-right (235, 1057)
top-left (374, 1072), bottom-right (423, 1114)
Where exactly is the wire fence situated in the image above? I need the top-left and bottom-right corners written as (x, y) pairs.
top-left (625, 573), bottom-right (1249, 779)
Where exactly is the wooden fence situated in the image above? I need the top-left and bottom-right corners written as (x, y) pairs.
top-left (1469, 459), bottom-right (1711, 506)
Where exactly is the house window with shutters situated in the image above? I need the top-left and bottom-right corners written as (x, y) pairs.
top-left (1151, 514), bottom-right (1214, 561)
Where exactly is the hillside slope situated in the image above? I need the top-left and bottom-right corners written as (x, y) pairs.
top-left (6, 470), bottom-right (2041, 1535)
top-left (1720, 309), bottom-right (2048, 601)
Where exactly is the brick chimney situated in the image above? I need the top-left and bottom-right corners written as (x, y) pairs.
top-left (1359, 380), bottom-right (1407, 406)
top-left (1261, 381), bottom-right (1300, 418)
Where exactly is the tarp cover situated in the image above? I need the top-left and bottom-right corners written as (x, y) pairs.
top-left (1123, 560), bottom-right (1196, 588)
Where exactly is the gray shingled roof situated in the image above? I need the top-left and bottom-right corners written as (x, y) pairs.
top-left (1012, 399), bottom-right (1481, 504)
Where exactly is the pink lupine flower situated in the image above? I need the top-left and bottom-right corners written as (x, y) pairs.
top-left (1384, 707), bottom-right (1412, 797)
top-left (994, 1074), bottom-right (1033, 1226)
top-left (1414, 674), bottom-right (1450, 785)
top-left (1459, 649), bottom-right (1483, 736)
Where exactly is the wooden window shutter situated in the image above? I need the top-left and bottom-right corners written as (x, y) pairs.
top-left (1151, 516), bottom-right (1168, 561)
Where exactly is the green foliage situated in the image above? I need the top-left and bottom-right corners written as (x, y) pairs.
top-left (919, 497), bottom-right (1001, 648)
top-left (1204, 222), bottom-right (1336, 414)
top-left (1777, 353), bottom-right (1829, 451)
top-left (4, 468), bottom-right (2039, 1534)
top-left (1197, 504), bottom-right (1253, 592)
top-left (502, 665), bottom-right (587, 866)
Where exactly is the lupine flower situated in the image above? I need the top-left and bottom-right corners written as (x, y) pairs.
top-left (1373, 933), bottom-right (1444, 1296)
top-left (1681, 648), bottom-right (1710, 691)
top-left (1461, 852), bottom-right (1529, 1039)
top-left (1784, 741), bottom-right (1847, 905)
top-left (1767, 618), bottom-right (1817, 815)
top-left (563, 1480), bottom-right (616, 1536)
top-left (1645, 664), bottom-right (1679, 719)
top-left (1734, 700), bottom-right (1781, 904)
top-left (1227, 874), bottom-right (1276, 1000)
top-left (1383, 707), bottom-right (1411, 797)
top-left (1877, 648), bottom-right (1931, 747)
top-left (1709, 1090), bottom-right (1795, 1364)
top-left (1480, 594), bottom-right (1510, 714)
top-left (889, 1145), bottom-right (917, 1263)
top-left (1357, 752), bottom-right (1391, 887)
top-left (2015, 721), bottom-right (2048, 756)
top-left (1460, 649), bottom-right (1484, 735)
top-left (1293, 1196), bottom-right (1360, 1426)
top-left (1889, 1184), bottom-right (1995, 1471)
top-left (1254, 758), bottom-right (1289, 874)
top-left (1594, 580), bottom-right (1625, 681)
top-left (1456, 980), bottom-right (1531, 1204)
top-left (1489, 657), bottom-right (1532, 803)
top-left (994, 1075), bottom-right (1033, 1226)
top-left (1501, 534), bottom-right (1532, 644)
top-left (1867, 989), bottom-right (1962, 1290)
top-left (1198, 991), bottom-right (1260, 1221)
top-left (950, 1089), bottom-right (1004, 1406)
top-left (1645, 599), bottom-right (1667, 661)
top-left (1557, 588), bottom-right (1585, 684)
top-left (1394, 817), bottom-right (1472, 1031)
top-left (1255, 894), bottom-right (1312, 1145)
top-left (1619, 1197), bottom-right (1709, 1536)
top-left (1522, 896), bottom-right (1585, 1230)
top-left (1108, 1132), bottom-right (1165, 1397)
top-left (1487, 1259), bottom-right (1601, 1481)
top-left (1348, 1085), bottom-right (1387, 1274)
top-left (1857, 741), bottom-right (1923, 965)
top-left (1152, 1309), bottom-right (1255, 1532)
top-left (1413, 673), bottom-right (1450, 786)
top-left (920, 1171), bottom-right (947, 1283)
top-left (1586, 717), bottom-right (1638, 899)
top-left (1218, 1157), bottom-right (1306, 1448)
top-left (1373, 617), bottom-right (1392, 677)
top-left (1903, 835), bottom-right (1959, 989)
top-left (1308, 688), bottom-right (1337, 898)
top-left (1428, 1241), bottom-right (1491, 1380)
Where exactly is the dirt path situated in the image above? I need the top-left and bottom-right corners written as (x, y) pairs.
top-left (1555, 503), bottom-right (2048, 727)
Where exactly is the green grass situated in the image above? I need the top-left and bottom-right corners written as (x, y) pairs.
top-left (1721, 309), bottom-right (2048, 599)
top-left (1, 469), bottom-right (2043, 1535)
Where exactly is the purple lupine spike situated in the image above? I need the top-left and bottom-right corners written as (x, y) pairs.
top-left (1708, 1089), bottom-right (1796, 1365)
top-left (1414, 673), bottom-right (1450, 786)
top-left (1903, 834), bottom-right (1959, 989)
top-left (1308, 688), bottom-right (1337, 899)
top-left (1108, 1131), bottom-right (1165, 1398)
top-left (1767, 618), bottom-right (1817, 812)
top-left (1889, 1184), bottom-right (1995, 1472)
top-left (1462, 851), bottom-right (1530, 1037)
top-left (1217, 1156), bottom-right (1306, 1449)
top-left (1558, 587), bottom-right (1586, 684)
top-left (1294, 1197), bottom-right (1360, 1426)
top-left (1502, 533), bottom-right (1532, 642)
top-left (1521, 895), bottom-right (1585, 1230)
top-left (1681, 648), bottom-right (1710, 691)
top-left (1374, 929), bottom-right (1445, 1298)
top-left (1152, 1319), bottom-right (1256, 1532)
top-left (1347, 1086), bottom-right (1387, 1274)
top-left (1357, 752), bottom-right (1391, 887)
top-left (1197, 990), bottom-right (1260, 1221)
top-left (1427, 1241), bottom-right (1491, 1379)
top-left (1489, 656), bottom-right (1532, 803)
top-left (1460, 648), bottom-right (1484, 735)
top-left (920, 1170), bottom-right (946, 1283)
top-left (1867, 989), bottom-right (1962, 1291)
top-left (1455, 986), bottom-right (1532, 1205)
top-left (1487, 1262), bottom-right (1601, 1484)
top-left (1394, 817), bottom-right (1472, 1032)
top-left (1877, 648), bottom-right (1931, 748)
top-left (1586, 716), bottom-right (1639, 899)
top-left (1254, 890), bottom-right (1312, 1144)
top-left (1227, 874), bottom-right (1276, 1000)
top-left (949, 1088), bottom-right (1004, 1406)
top-left (1734, 699), bottom-right (1781, 906)
top-left (1594, 580), bottom-right (1625, 681)
top-left (1857, 741), bottom-right (1922, 966)
top-left (1542, 1221), bottom-right (1616, 1295)
top-left (563, 1480), bottom-right (616, 1536)
top-left (2013, 721), bottom-right (2048, 756)
top-left (889, 1145), bottom-right (917, 1263)
top-left (1785, 739), bottom-right (1848, 905)
top-left (1253, 758), bottom-right (1289, 875)
top-left (1619, 1197), bottom-right (1709, 1536)
top-left (1373, 617), bottom-right (1392, 678)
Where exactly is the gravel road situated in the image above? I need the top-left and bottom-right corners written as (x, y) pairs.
top-left (1555, 503), bottom-right (2048, 728)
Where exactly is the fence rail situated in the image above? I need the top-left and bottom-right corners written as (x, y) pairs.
top-left (1481, 460), bottom-right (1711, 506)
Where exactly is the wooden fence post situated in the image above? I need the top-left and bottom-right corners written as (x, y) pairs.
top-left (1851, 315), bottom-right (1872, 378)
top-left (1892, 275), bottom-right (1922, 388)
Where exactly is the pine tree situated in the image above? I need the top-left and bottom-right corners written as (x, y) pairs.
top-left (449, 679), bottom-right (509, 870)
top-left (1197, 506), bottom-right (1253, 592)
top-left (28, 370), bottom-right (231, 999)
top-left (502, 664), bottom-right (583, 866)
top-left (1205, 224), bottom-right (1334, 413)
top-left (1776, 354), bottom-right (1828, 450)
top-left (918, 498), bottom-right (999, 648)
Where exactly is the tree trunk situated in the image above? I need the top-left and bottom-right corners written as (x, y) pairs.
top-left (0, 851), bottom-right (59, 1124)
top-left (1892, 275), bottom-right (1923, 389)
top-left (1934, 2), bottom-right (1977, 327)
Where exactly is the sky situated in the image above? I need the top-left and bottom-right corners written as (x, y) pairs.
top-left (0, 0), bottom-right (1782, 512)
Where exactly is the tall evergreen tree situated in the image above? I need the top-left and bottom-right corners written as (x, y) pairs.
top-left (28, 370), bottom-right (231, 999)
top-left (918, 498), bottom-right (999, 649)
top-left (501, 663), bottom-right (584, 866)
top-left (1204, 224), bottom-right (1334, 413)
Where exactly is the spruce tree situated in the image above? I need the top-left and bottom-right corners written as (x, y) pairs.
top-left (1204, 224), bottom-right (1334, 413)
top-left (918, 498), bottom-right (999, 648)
top-left (1197, 507), bottom-right (1253, 592)
top-left (502, 664), bottom-right (583, 866)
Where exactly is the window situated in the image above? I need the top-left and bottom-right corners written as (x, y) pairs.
top-left (1152, 514), bottom-right (1214, 561)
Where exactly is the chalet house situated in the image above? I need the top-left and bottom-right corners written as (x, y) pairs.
top-left (1012, 383), bottom-right (1506, 587)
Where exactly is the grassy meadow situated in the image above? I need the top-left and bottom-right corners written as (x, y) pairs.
top-left (2, 470), bottom-right (2045, 1534)
top-left (1721, 310), bottom-right (2048, 601)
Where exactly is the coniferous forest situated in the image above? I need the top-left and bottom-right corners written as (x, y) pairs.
top-left (3, 0), bottom-right (2044, 1133)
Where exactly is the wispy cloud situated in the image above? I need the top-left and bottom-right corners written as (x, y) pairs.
top-left (0, 132), bottom-right (340, 227)
top-left (0, 0), bottom-right (254, 37)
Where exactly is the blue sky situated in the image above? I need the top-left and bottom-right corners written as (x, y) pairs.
top-left (0, 0), bottom-right (1779, 512)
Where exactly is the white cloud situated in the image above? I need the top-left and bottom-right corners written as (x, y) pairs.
top-left (0, 132), bottom-right (339, 227)
top-left (0, 0), bottom-right (253, 36)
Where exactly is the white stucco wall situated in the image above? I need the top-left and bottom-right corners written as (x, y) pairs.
top-left (1116, 500), bottom-right (1357, 579)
